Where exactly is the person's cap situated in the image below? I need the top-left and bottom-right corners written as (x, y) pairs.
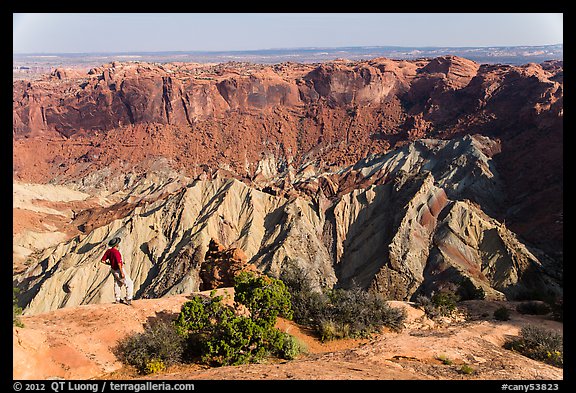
top-left (108, 237), bottom-right (121, 247)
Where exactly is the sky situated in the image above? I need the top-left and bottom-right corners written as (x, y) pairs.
top-left (13, 13), bottom-right (563, 54)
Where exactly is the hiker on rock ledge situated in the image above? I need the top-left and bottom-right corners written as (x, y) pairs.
top-left (101, 237), bottom-right (134, 305)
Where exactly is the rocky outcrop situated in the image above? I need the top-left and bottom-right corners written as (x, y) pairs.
top-left (199, 238), bottom-right (258, 290)
top-left (421, 200), bottom-right (561, 300)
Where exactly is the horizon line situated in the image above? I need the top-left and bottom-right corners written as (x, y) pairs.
top-left (13, 43), bottom-right (564, 56)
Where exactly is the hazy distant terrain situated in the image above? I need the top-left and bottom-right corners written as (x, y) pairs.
top-left (13, 44), bottom-right (563, 78)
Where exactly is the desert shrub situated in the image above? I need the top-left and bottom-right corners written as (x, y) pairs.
top-left (290, 288), bottom-right (328, 326)
top-left (435, 354), bottom-right (453, 365)
top-left (233, 270), bottom-right (293, 327)
top-left (144, 358), bottom-right (166, 374)
top-left (516, 301), bottom-right (551, 315)
top-left (504, 325), bottom-right (563, 368)
top-left (279, 263), bottom-right (323, 323)
top-left (493, 306), bottom-right (511, 321)
top-left (281, 264), bottom-right (326, 325)
top-left (512, 288), bottom-right (555, 302)
top-left (274, 331), bottom-right (307, 360)
top-left (13, 288), bottom-right (24, 327)
top-left (281, 264), bottom-right (406, 340)
top-left (327, 287), bottom-right (407, 336)
top-left (175, 271), bottom-right (300, 366)
top-left (415, 295), bottom-right (434, 315)
top-left (459, 364), bottom-right (475, 375)
top-left (318, 318), bottom-right (351, 341)
top-left (416, 290), bottom-right (460, 319)
top-left (114, 319), bottom-right (185, 375)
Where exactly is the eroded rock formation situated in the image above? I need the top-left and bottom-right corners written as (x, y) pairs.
top-left (13, 56), bottom-right (562, 262)
top-left (199, 238), bottom-right (258, 290)
top-left (14, 134), bottom-right (561, 315)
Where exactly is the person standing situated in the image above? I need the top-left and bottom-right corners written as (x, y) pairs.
top-left (101, 237), bottom-right (134, 305)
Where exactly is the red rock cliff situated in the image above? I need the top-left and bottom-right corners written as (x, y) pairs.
top-left (12, 56), bottom-right (563, 260)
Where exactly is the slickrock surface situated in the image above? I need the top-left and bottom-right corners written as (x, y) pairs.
top-left (13, 293), bottom-right (562, 380)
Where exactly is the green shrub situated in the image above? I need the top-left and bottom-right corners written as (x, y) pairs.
top-left (175, 271), bottom-right (301, 366)
top-left (115, 271), bottom-right (302, 372)
top-left (114, 319), bottom-right (185, 375)
top-left (504, 325), bottom-right (563, 368)
top-left (493, 306), bottom-right (511, 321)
top-left (516, 301), bottom-right (551, 315)
top-left (281, 264), bottom-right (406, 340)
top-left (431, 291), bottom-right (459, 312)
top-left (200, 308), bottom-right (272, 365)
top-left (234, 271), bottom-right (293, 327)
top-left (275, 331), bottom-right (307, 360)
top-left (459, 364), bottom-right (475, 375)
top-left (13, 288), bottom-right (24, 327)
top-left (436, 354), bottom-right (453, 365)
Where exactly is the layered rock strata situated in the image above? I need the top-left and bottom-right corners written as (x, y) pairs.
top-left (13, 56), bottom-right (563, 261)
top-left (15, 135), bottom-right (560, 315)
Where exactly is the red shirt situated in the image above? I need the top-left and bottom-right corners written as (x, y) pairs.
top-left (102, 247), bottom-right (123, 270)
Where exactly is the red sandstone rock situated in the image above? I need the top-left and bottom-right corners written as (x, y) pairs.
top-left (199, 238), bottom-right (258, 290)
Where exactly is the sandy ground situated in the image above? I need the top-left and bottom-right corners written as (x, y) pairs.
top-left (13, 292), bottom-right (563, 381)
